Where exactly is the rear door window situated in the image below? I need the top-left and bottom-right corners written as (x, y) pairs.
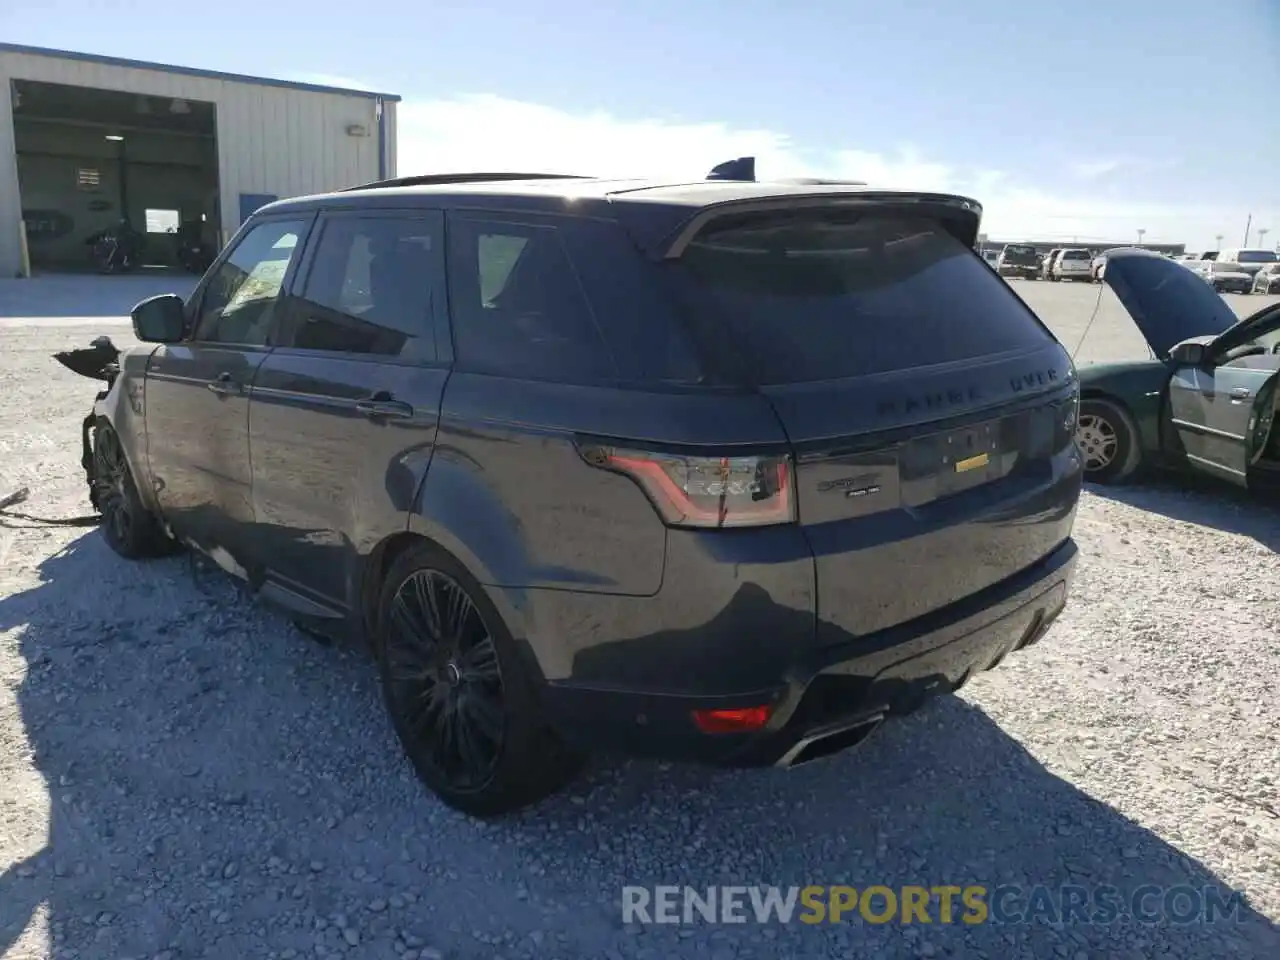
top-left (665, 213), bottom-right (1053, 385)
top-left (276, 213), bottom-right (442, 360)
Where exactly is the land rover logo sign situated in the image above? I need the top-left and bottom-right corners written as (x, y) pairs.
top-left (22, 209), bottom-right (75, 242)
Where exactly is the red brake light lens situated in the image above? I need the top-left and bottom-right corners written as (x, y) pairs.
top-left (692, 705), bottom-right (773, 734)
top-left (585, 446), bottom-right (796, 528)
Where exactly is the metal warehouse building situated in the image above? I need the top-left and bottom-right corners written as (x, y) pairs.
top-left (0, 43), bottom-right (400, 277)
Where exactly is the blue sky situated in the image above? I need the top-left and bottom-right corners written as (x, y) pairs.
top-left (4, 0), bottom-right (1278, 248)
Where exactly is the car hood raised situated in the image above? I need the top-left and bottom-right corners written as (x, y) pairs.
top-left (1102, 249), bottom-right (1241, 358)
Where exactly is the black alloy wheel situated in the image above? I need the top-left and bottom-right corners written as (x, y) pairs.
top-left (375, 542), bottom-right (580, 817)
top-left (383, 568), bottom-right (506, 793)
top-left (92, 424), bottom-right (171, 558)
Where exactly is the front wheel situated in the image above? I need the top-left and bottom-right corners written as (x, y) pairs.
top-left (1076, 398), bottom-right (1142, 484)
top-left (91, 424), bottom-right (174, 558)
top-left (374, 541), bottom-right (580, 817)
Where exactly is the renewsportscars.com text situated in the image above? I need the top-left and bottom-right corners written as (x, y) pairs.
top-left (622, 884), bottom-right (1248, 926)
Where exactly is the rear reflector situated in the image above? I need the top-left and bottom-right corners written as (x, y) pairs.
top-left (581, 444), bottom-right (796, 528)
top-left (692, 705), bottom-right (773, 734)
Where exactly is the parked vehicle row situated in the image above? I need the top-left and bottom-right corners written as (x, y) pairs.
top-left (989, 241), bottom-right (1279, 293)
top-left (57, 164), bottom-right (1085, 816)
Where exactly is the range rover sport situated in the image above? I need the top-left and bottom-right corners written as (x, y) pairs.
top-left (67, 165), bottom-right (1084, 816)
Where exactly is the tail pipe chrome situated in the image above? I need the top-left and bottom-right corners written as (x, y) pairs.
top-left (775, 713), bottom-right (885, 769)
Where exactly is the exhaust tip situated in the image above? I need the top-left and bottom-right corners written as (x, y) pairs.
top-left (778, 715), bottom-right (884, 768)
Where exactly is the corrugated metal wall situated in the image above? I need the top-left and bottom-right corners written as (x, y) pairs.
top-left (0, 49), bottom-right (396, 277)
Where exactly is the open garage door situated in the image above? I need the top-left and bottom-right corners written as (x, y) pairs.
top-left (11, 78), bottom-right (220, 273)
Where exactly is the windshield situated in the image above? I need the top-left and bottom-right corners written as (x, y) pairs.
top-left (665, 213), bottom-right (1052, 385)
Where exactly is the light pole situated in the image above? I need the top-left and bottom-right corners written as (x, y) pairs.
top-left (1258, 227), bottom-right (1270, 249)
top-left (1136, 228), bottom-right (1146, 247)
top-left (1215, 234), bottom-right (1224, 251)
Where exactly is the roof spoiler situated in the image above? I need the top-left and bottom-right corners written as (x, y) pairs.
top-left (342, 172), bottom-right (590, 191)
top-left (651, 192), bottom-right (984, 260)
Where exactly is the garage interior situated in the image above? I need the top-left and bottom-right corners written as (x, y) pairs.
top-left (10, 78), bottom-right (219, 272)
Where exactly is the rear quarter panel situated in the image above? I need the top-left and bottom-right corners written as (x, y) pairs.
top-left (1077, 359), bottom-right (1173, 459)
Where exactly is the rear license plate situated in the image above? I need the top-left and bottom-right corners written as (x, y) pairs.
top-left (900, 419), bottom-right (1005, 503)
top-left (945, 424), bottom-right (1000, 475)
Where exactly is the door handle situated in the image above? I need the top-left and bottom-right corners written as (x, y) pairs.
top-left (355, 395), bottom-right (414, 419)
top-left (206, 372), bottom-right (241, 396)
top-left (1229, 387), bottom-right (1252, 401)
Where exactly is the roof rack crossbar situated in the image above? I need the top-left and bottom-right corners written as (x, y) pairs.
top-left (343, 172), bottom-right (591, 192)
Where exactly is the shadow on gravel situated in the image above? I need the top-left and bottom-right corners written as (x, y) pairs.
top-left (0, 274), bottom-right (198, 320)
top-left (1088, 474), bottom-right (1280, 552)
top-left (1, 532), bottom-right (1277, 959)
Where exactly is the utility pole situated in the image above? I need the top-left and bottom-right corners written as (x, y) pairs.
top-left (1243, 213), bottom-right (1252, 247)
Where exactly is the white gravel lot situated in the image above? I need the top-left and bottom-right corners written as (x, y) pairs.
top-left (1, 276), bottom-right (1278, 960)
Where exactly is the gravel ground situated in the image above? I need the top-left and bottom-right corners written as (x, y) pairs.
top-left (1, 278), bottom-right (1279, 960)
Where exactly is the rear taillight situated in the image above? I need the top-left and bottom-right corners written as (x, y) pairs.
top-left (580, 444), bottom-right (796, 528)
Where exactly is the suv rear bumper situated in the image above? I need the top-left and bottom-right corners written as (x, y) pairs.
top-left (539, 538), bottom-right (1077, 767)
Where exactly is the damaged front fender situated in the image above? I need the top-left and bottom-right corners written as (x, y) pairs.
top-left (53, 335), bottom-right (156, 517)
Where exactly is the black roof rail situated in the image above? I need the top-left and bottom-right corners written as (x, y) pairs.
top-left (342, 172), bottom-right (591, 192)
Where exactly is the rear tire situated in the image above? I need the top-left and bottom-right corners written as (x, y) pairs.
top-left (374, 541), bottom-right (581, 818)
top-left (91, 423), bottom-right (174, 559)
top-left (1077, 398), bottom-right (1142, 485)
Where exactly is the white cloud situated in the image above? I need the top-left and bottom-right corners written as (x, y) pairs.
top-left (1070, 159), bottom-right (1125, 180)
top-left (395, 95), bottom-right (1275, 250)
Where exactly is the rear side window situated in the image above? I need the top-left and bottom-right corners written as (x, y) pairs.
top-left (665, 213), bottom-right (1052, 385)
top-left (446, 217), bottom-right (616, 382)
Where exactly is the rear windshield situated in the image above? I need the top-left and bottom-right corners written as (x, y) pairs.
top-left (1062, 250), bottom-right (1091, 260)
top-left (1237, 250), bottom-right (1278, 264)
top-left (665, 213), bottom-right (1053, 385)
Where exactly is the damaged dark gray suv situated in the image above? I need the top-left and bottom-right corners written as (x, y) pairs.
top-left (59, 162), bottom-right (1084, 816)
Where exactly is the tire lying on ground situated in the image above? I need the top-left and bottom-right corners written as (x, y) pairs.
top-left (1076, 398), bottom-right (1143, 485)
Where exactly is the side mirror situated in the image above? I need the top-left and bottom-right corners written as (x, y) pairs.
top-left (131, 293), bottom-right (186, 343)
top-left (1168, 340), bottom-right (1208, 367)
